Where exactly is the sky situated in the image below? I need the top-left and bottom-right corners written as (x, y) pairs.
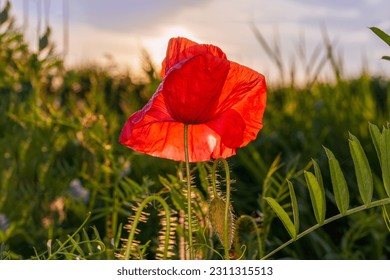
top-left (5, 0), bottom-right (390, 84)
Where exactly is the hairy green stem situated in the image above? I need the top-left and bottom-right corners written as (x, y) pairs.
top-left (261, 197), bottom-right (390, 260)
top-left (184, 124), bottom-right (194, 260)
top-left (222, 159), bottom-right (231, 260)
top-left (124, 195), bottom-right (172, 260)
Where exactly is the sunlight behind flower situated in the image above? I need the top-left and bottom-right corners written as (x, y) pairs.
top-left (142, 25), bottom-right (199, 70)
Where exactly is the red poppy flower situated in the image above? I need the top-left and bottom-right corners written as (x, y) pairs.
top-left (119, 37), bottom-right (267, 162)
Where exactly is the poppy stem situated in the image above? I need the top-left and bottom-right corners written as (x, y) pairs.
top-left (220, 159), bottom-right (231, 260)
top-left (184, 124), bottom-right (194, 260)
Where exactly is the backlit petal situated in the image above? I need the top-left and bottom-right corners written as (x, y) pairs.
top-left (121, 116), bottom-right (236, 162)
top-left (215, 61), bottom-right (267, 147)
top-left (161, 37), bottom-right (227, 77)
top-left (163, 54), bottom-right (230, 124)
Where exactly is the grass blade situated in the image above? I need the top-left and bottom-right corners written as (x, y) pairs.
top-left (287, 180), bottom-right (299, 236)
top-left (304, 171), bottom-right (326, 224)
top-left (324, 147), bottom-right (349, 214)
top-left (348, 133), bottom-right (373, 205)
top-left (264, 197), bottom-right (296, 239)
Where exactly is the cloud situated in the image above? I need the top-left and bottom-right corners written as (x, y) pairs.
top-left (70, 0), bottom-right (209, 35)
top-left (7, 0), bottom-right (390, 82)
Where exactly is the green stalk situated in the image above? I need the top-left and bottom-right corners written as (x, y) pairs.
top-left (184, 124), bottom-right (194, 260)
top-left (261, 197), bottom-right (390, 260)
top-left (124, 196), bottom-right (172, 260)
top-left (221, 159), bottom-right (231, 260)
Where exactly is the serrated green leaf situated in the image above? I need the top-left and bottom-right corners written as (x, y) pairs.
top-left (287, 180), bottom-right (299, 235)
top-left (381, 129), bottom-right (390, 197)
top-left (265, 197), bottom-right (296, 239)
top-left (349, 133), bottom-right (373, 205)
top-left (324, 147), bottom-right (349, 214)
top-left (369, 122), bottom-right (382, 162)
top-left (370, 27), bottom-right (390, 46)
top-left (304, 171), bottom-right (326, 224)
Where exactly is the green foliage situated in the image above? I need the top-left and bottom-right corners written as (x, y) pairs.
top-left (263, 124), bottom-right (390, 259)
top-left (0, 2), bottom-right (389, 260)
top-left (369, 123), bottom-right (390, 197)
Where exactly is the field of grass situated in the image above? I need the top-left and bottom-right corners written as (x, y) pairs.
top-left (1, 3), bottom-right (389, 260)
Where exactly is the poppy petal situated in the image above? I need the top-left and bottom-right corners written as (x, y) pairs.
top-left (215, 61), bottom-right (267, 147)
top-left (163, 53), bottom-right (230, 124)
top-left (161, 37), bottom-right (198, 77)
top-left (161, 37), bottom-right (227, 77)
top-left (119, 85), bottom-right (238, 162)
top-left (206, 109), bottom-right (246, 148)
top-left (119, 85), bottom-right (174, 149)
top-left (121, 117), bottom-right (236, 162)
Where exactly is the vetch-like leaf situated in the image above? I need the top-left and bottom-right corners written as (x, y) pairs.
top-left (369, 122), bottom-right (382, 162)
top-left (369, 124), bottom-right (390, 197)
top-left (287, 180), bottom-right (299, 236)
top-left (265, 197), bottom-right (296, 239)
top-left (312, 159), bottom-right (324, 191)
top-left (369, 27), bottom-right (390, 46)
top-left (381, 128), bottom-right (390, 197)
top-left (324, 147), bottom-right (349, 214)
top-left (304, 171), bottom-right (326, 224)
top-left (349, 133), bottom-right (373, 205)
